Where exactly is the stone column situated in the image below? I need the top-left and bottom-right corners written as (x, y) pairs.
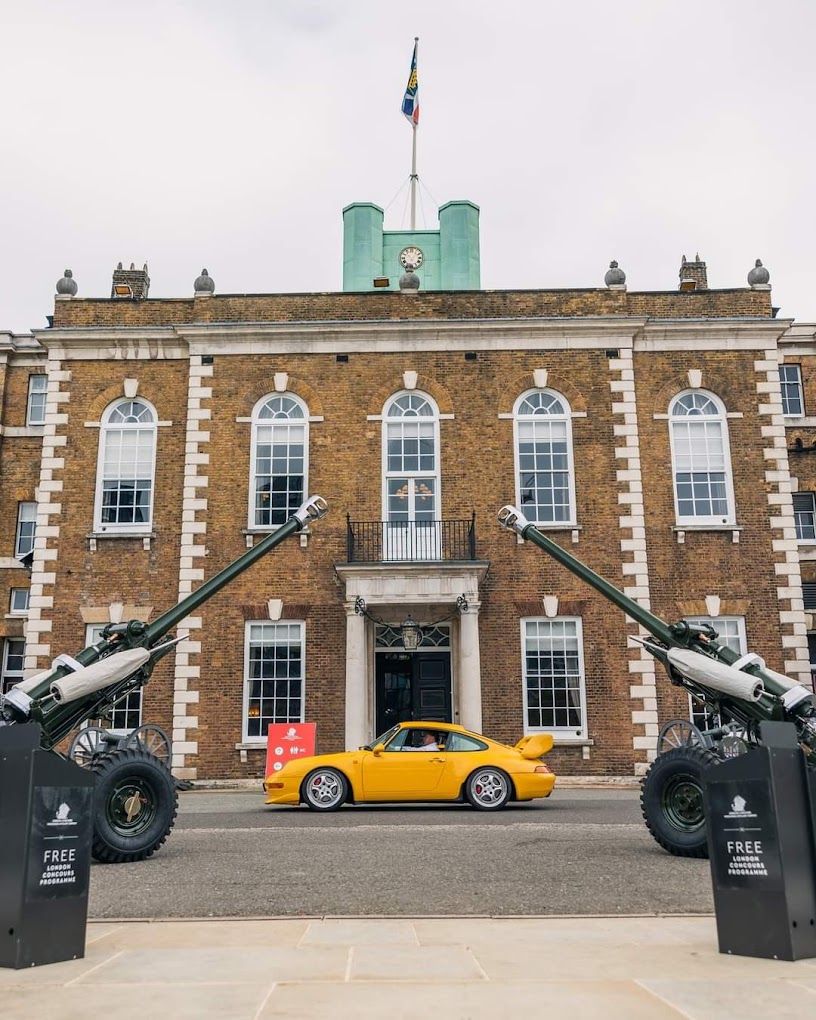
top-left (344, 607), bottom-right (368, 749)
top-left (457, 604), bottom-right (483, 732)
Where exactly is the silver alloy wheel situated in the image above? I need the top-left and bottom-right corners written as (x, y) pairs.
top-left (305, 769), bottom-right (345, 809)
top-left (468, 768), bottom-right (509, 808)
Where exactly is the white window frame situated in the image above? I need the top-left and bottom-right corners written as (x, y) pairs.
top-left (780, 364), bottom-right (804, 417)
top-left (9, 588), bottom-right (30, 616)
top-left (793, 492), bottom-right (816, 543)
top-left (243, 620), bottom-right (306, 744)
top-left (94, 398), bottom-right (158, 534)
top-left (520, 616), bottom-right (587, 740)
top-left (381, 391), bottom-right (442, 561)
top-left (85, 624), bottom-right (142, 733)
top-left (15, 502), bottom-right (37, 558)
top-left (1, 638), bottom-right (25, 694)
top-left (26, 374), bottom-right (48, 426)
top-left (248, 394), bottom-right (309, 531)
top-left (668, 390), bottom-right (736, 526)
top-left (513, 388), bottom-right (576, 527)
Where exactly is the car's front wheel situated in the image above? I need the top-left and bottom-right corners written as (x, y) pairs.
top-left (465, 767), bottom-right (511, 810)
top-left (302, 767), bottom-right (348, 811)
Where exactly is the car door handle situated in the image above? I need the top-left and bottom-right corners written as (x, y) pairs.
top-left (429, 756), bottom-right (446, 763)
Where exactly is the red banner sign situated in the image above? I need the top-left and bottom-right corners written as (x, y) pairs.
top-left (265, 722), bottom-right (317, 777)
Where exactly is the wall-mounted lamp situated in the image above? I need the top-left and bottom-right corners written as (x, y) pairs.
top-left (354, 595), bottom-right (468, 650)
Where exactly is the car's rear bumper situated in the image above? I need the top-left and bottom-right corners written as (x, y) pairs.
top-left (511, 773), bottom-right (556, 799)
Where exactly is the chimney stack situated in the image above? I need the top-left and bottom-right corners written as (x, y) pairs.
top-left (111, 262), bottom-right (150, 300)
top-left (678, 253), bottom-right (708, 291)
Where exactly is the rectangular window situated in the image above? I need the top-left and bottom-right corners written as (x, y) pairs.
top-left (521, 618), bottom-right (587, 739)
top-left (780, 364), bottom-right (804, 417)
top-left (26, 375), bottom-right (47, 426)
top-left (672, 421), bottom-right (731, 522)
top-left (683, 616), bottom-right (746, 731)
top-left (517, 420), bottom-right (572, 524)
top-left (9, 588), bottom-right (30, 615)
top-left (794, 492), bottom-right (816, 542)
top-left (15, 502), bottom-right (37, 559)
top-left (244, 621), bottom-right (305, 741)
top-left (1, 639), bottom-right (25, 695)
top-left (86, 624), bottom-right (142, 731)
top-left (253, 423), bottom-right (305, 527)
top-left (804, 583), bottom-right (816, 612)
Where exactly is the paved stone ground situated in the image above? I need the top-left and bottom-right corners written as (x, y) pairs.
top-left (3, 917), bottom-right (815, 1019)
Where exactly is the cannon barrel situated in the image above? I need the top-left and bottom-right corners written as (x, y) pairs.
top-left (1, 495), bottom-right (328, 748)
top-left (497, 504), bottom-right (816, 746)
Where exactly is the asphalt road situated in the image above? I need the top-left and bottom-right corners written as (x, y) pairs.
top-left (88, 789), bottom-right (714, 918)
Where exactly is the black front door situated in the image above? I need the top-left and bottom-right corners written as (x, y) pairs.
top-left (375, 652), bottom-right (452, 735)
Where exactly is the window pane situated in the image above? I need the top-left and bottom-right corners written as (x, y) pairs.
top-left (15, 502), bottom-right (37, 557)
top-left (523, 620), bottom-right (584, 733)
top-left (780, 365), bottom-right (804, 416)
top-left (794, 492), bottom-right (816, 541)
top-left (671, 403), bottom-right (731, 521)
top-left (27, 375), bottom-right (48, 425)
top-left (245, 623), bottom-right (304, 736)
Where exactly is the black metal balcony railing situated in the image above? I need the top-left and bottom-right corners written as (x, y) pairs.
top-left (346, 514), bottom-right (477, 563)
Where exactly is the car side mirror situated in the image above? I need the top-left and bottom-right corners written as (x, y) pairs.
top-left (372, 742), bottom-right (385, 756)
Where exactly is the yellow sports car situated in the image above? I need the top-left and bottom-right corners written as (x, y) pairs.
top-left (263, 721), bottom-right (556, 811)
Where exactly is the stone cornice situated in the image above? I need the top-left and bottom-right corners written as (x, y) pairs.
top-left (31, 313), bottom-right (792, 359)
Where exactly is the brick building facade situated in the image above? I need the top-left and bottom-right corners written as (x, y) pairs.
top-left (1, 234), bottom-right (814, 781)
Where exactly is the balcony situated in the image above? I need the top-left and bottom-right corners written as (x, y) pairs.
top-left (346, 515), bottom-right (477, 563)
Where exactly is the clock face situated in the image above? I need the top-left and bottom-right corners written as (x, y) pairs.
top-left (399, 246), bottom-right (424, 269)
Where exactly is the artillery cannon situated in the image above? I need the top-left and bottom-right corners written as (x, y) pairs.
top-left (498, 504), bottom-right (816, 857)
top-left (0, 495), bottom-right (328, 864)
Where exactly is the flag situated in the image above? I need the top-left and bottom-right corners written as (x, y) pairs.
top-left (401, 40), bottom-right (419, 127)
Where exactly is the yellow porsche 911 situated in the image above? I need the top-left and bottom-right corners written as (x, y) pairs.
top-left (263, 721), bottom-right (556, 811)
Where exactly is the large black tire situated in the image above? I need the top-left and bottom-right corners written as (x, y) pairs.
top-left (90, 747), bottom-right (178, 863)
top-left (640, 746), bottom-right (719, 858)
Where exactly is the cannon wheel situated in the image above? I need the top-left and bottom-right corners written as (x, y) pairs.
top-left (657, 718), bottom-right (706, 756)
top-left (640, 746), bottom-right (720, 858)
top-left (125, 723), bottom-right (172, 768)
top-left (68, 726), bottom-right (110, 767)
top-left (90, 747), bottom-right (178, 864)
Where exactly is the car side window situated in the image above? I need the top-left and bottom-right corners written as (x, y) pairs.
top-left (446, 733), bottom-right (488, 752)
top-left (384, 729), bottom-right (410, 751)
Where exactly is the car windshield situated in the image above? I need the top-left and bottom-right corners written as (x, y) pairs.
top-left (363, 724), bottom-right (400, 751)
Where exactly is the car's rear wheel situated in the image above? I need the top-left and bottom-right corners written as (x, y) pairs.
top-left (302, 767), bottom-right (348, 811)
top-left (465, 767), bottom-right (511, 810)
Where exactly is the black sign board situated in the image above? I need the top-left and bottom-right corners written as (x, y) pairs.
top-left (704, 732), bottom-right (816, 961)
top-left (0, 725), bottom-right (96, 969)
top-left (707, 778), bottom-right (783, 892)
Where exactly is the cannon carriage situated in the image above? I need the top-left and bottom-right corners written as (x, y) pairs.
top-left (498, 503), bottom-right (816, 857)
top-left (0, 495), bottom-right (328, 864)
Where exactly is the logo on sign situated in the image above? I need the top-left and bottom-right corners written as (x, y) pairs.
top-left (725, 795), bottom-right (757, 820)
top-left (283, 727), bottom-right (300, 740)
top-left (47, 802), bottom-right (77, 827)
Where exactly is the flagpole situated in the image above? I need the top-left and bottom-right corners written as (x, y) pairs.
top-left (409, 37), bottom-right (418, 230)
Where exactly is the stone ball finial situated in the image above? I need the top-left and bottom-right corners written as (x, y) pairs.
top-left (604, 260), bottom-right (626, 288)
top-left (748, 258), bottom-right (770, 288)
top-left (399, 267), bottom-right (420, 291)
top-left (194, 268), bottom-right (215, 295)
top-left (56, 268), bottom-right (78, 296)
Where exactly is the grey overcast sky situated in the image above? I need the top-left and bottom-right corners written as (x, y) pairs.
top-left (1, 0), bottom-right (815, 332)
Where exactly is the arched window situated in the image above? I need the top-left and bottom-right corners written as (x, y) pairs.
top-left (250, 394), bottom-right (308, 528)
top-left (95, 399), bottom-right (157, 532)
top-left (669, 391), bottom-right (735, 525)
top-left (382, 392), bottom-right (440, 559)
top-left (514, 389), bottom-right (575, 525)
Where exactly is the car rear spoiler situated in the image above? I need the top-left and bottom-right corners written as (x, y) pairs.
top-left (514, 734), bottom-right (554, 759)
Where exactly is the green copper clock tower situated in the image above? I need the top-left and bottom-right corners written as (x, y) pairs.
top-left (342, 199), bottom-right (481, 292)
